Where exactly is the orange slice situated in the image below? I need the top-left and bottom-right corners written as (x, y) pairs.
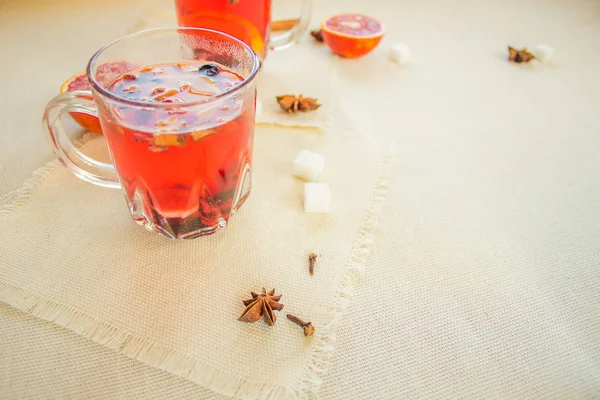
top-left (59, 61), bottom-right (135, 133)
top-left (321, 14), bottom-right (385, 58)
top-left (60, 72), bottom-right (103, 133)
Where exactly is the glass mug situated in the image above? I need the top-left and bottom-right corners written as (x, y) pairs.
top-left (174, 0), bottom-right (312, 60)
top-left (42, 28), bottom-right (260, 240)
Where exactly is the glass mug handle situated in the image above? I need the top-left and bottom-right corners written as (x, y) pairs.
top-left (269, 0), bottom-right (312, 51)
top-left (42, 90), bottom-right (120, 189)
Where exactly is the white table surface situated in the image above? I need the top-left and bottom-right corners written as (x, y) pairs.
top-left (2, 0), bottom-right (600, 398)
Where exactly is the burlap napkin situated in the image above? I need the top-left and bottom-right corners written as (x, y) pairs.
top-left (0, 125), bottom-right (393, 399)
top-left (254, 45), bottom-right (337, 133)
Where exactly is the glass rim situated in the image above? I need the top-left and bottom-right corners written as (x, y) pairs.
top-left (86, 27), bottom-right (260, 109)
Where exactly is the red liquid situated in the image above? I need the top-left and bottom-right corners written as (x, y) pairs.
top-left (98, 62), bottom-right (254, 239)
top-left (175, 0), bottom-right (272, 59)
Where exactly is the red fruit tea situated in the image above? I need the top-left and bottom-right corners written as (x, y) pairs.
top-left (174, 0), bottom-right (271, 59)
top-left (97, 61), bottom-right (255, 239)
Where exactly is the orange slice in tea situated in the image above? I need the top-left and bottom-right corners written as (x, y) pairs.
top-left (59, 61), bottom-right (136, 133)
top-left (321, 14), bottom-right (385, 58)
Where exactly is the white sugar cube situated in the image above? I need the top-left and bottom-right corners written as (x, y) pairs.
top-left (292, 150), bottom-right (324, 182)
top-left (533, 44), bottom-right (554, 63)
top-left (255, 99), bottom-right (263, 116)
top-left (304, 183), bottom-right (331, 213)
top-left (389, 43), bottom-right (411, 64)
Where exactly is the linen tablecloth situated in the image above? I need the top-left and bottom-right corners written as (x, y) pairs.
top-left (2, 0), bottom-right (600, 398)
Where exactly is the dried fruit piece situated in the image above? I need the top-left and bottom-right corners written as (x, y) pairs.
top-left (123, 73), bottom-right (137, 81)
top-left (148, 145), bottom-right (168, 153)
top-left (508, 46), bottom-right (535, 63)
top-left (154, 134), bottom-right (187, 147)
top-left (155, 116), bottom-right (178, 127)
top-left (189, 87), bottom-right (216, 96)
top-left (276, 95), bottom-right (321, 114)
top-left (151, 87), bottom-right (166, 96)
top-left (131, 131), bottom-right (154, 143)
top-left (190, 128), bottom-right (216, 142)
top-left (239, 288), bottom-right (284, 326)
top-left (155, 89), bottom-right (179, 101)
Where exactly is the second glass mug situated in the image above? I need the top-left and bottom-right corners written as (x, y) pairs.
top-left (174, 0), bottom-right (312, 60)
top-left (43, 28), bottom-right (260, 240)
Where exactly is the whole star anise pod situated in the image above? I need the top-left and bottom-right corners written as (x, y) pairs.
top-left (276, 94), bottom-right (322, 114)
top-left (238, 288), bottom-right (284, 326)
top-left (508, 46), bottom-right (535, 63)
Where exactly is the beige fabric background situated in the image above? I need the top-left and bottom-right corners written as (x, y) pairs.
top-left (2, 0), bottom-right (600, 398)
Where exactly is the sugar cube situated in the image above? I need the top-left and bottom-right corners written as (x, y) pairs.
top-left (304, 183), bottom-right (331, 213)
top-left (292, 150), bottom-right (324, 182)
top-left (533, 44), bottom-right (554, 63)
top-left (389, 43), bottom-right (411, 64)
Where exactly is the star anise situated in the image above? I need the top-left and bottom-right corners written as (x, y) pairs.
top-left (508, 46), bottom-right (535, 63)
top-left (238, 288), bottom-right (284, 326)
top-left (310, 29), bottom-right (324, 42)
top-left (276, 94), bottom-right (322, 114)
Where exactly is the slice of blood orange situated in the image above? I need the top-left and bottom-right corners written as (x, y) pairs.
top-left (59, 61), bottom-right (136, 133)
top-left (321, 14), bottom-right (385, 58)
